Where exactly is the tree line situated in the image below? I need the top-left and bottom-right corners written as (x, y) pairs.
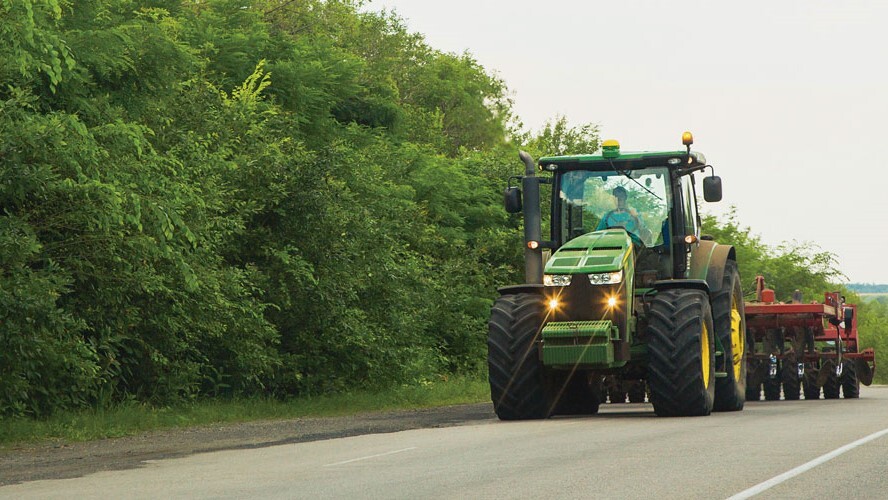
top-left (1, 1), bottom-right (882, 418)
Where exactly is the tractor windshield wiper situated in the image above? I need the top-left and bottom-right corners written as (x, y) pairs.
top-left (608, 160), bottom-right (663, 200)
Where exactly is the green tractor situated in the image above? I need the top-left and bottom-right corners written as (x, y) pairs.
top-left (489, 132), bottom-right (747, 418)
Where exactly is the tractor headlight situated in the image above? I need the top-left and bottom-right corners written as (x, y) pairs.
top-left (543, 274), bottom-right (572, 286)
top-left (588, 270), bottom-right (623, 285)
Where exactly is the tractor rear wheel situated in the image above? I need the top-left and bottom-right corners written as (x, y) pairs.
top-left (712, 261), bottom-right (747, 412)
top-left (842, 360), bottom-right (860, 399)
top-left (782, 354), bottom-right (801, 400)
top-left (647, 289), bottom-right (716, 417)
top-left (488, 293), bottom-right (551, 420)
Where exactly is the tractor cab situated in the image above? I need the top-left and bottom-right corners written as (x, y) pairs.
top-left (539, 135), bottom-right (721, 288)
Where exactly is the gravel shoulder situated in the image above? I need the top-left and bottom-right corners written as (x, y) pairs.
top-left (0, 402), bottom-right (496, 486)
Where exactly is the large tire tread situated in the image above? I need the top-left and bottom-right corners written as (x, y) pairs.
top-left (842, 360), bottom-right (860, 399)
top-left (782, 354), bottom-right (801, 400)
top-left (647, 289), bottom-right (716, 417)
top-left (803, 369), bottom-right (820, 400)
top-left (823, 369), bottom-right (840, 399)
top-left (488, 294), bottom-right (550, 420)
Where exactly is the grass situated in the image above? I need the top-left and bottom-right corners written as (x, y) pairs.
top-left (0, 375), bottom-right (490, 448)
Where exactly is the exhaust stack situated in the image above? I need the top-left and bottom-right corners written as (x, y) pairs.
top-left (519, 151), bottom-right (543, 284)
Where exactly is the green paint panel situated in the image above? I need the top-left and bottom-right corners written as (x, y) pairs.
top-left (542, 320), bottom-right (619, 340)
top-left (541, 321), bottom-right (620, 366)
top-left (543, 343), bottom-right (615, 365)
top-left (544, 230), bottom-right (632, 274)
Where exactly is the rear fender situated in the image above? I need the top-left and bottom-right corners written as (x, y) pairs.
top-left (688, 240), bottom-right (736, 294)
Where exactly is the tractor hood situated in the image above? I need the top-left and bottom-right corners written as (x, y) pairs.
top-left (545, 229), bottom-right (633, 274)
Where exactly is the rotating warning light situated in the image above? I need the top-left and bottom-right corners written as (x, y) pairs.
top-left (601, 139), bottom-right (620, 159)
top-left (682, 131), bottom-right (694, 146)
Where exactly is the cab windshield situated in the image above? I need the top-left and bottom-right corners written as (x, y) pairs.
top-left (557, 168), bottom-right (671, 247)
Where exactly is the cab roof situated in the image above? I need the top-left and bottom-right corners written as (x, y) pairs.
top-left (538, 150), bottom-right (707, 171)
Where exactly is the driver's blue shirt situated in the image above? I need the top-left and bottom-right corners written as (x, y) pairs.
top-left (597, 210), bottom-right (640, 233)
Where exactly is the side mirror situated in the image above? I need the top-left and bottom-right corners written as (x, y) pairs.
top-left (504, 187), bottom-right (522, 213)
top-left (703, 176), bottom-right (722, 202)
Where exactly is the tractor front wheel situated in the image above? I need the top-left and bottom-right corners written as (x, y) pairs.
top-left (488, 293), bottom-right (551, 420)
top-left (647, 289), bottom-right (716, 417)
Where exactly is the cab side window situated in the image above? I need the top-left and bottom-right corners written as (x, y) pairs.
top-left (680, 177), bottom-right (699, 239)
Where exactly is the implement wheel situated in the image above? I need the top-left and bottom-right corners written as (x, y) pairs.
top-left (607, 376), bottom-right (627, 404)
top-left (764, 376), bottom-right (781, 401)
top-left (746, 382), bottom-right (761, 401)
top-left (803, 368), bottom-right (820, 400)
top-left (553, 372), bottom-right (602, 415)
top-left (627, 380), bottom-right (647, 403)
top-left (782, 354), bottom-right (801, 400)
top-left (712, 261), bottom-right (747, 412)
top-left (823, 367), bottom-right (840, 399)
top-left (842, 360), bottom-right (860, 399)
top-left (647, 289), bottom-right (716, 417)
top-left (488, 293), bottom-right (551, 420)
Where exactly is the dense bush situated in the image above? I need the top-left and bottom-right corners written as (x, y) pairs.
top-left (0, 0), bottom-right (545, 416)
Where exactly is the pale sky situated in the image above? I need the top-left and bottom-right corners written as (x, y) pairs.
top-left (369, 0), bottom-right (888, 284)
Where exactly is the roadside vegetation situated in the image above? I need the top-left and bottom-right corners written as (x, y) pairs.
top-left (0, 375), bottom-right (488, 446)
top-left (1, 0), bottom-right (884, 444)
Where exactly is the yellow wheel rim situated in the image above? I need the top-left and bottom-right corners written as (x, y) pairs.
top-left (731, 295), bottom-right (744, 381)
top-left (702, 320), bottom-right (711, 389)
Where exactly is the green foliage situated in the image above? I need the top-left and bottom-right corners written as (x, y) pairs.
top-left (0, 0), bottom-right (539, 417)
top-left (856, 297), bottom-right (888, 384)
top-left (520, 115), bottom-right (601, 157)
top-left (702, 209), bottom-right (843, 301)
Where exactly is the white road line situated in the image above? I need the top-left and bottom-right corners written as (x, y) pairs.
top-left (727, 427), bottom-right (888, 499)
top-left (323, 447), bottom-right (418, 467)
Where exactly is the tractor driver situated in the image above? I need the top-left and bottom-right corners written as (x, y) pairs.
top-left (596, 186), bottom-right (646, 242)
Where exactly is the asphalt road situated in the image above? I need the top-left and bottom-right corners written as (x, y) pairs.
top-left (3, 386), bottom-right (888, 499)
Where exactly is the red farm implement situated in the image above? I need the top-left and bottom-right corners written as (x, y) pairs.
top-left (744, 276), bottom-right (875, 401)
